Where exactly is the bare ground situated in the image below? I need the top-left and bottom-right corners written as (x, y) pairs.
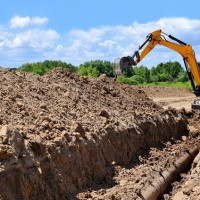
top-left (0, 68), bottom-right (199, 200)
top-left (141, 85), bottom-right (197, 111)
top-left (76, 87), bottom-right (200, 199)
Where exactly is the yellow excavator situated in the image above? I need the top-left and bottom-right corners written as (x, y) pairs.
top-left (114, 29), bottom-right (200, 110)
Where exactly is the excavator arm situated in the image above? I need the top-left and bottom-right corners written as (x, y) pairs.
top-left (114, 29), bottom-right (200, 98)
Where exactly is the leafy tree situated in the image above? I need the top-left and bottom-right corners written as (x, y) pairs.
top-left (130, 75), bottom-right (145, 84)
top-left (150, 75), bottom-right (159, 83)
top-left (133, 66), bottom-right (150, 83)
top-left (167, 61), bottom-right (183, 79)
top-left (116, 75), bottom-right (136, 85)
top-left (18, 60), bottom-right (77, 75)
top-left (150, 67), bottom-right (159, 82)
top-left (149, 61), bottom-right (184, 82)
top-left (123, 66), bottom-right (135, 77)
top-left (78, 60), bottom-right (114, 77)
top-left (177, 71), bottom-right (189, 82)
top-left (78, 66), bottom-right (90, 76)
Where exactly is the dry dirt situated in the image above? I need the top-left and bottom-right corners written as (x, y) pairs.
top-left (0, 67), bottom-right (199, 200)
top-left (141, 86), bottom-right (197, 111)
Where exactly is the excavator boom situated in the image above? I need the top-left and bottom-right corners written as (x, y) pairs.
top-left (114, 29), bottom-right (200, 109)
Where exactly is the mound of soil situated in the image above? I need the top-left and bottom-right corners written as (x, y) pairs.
top-left (0, 68), bottom-right (188, 199)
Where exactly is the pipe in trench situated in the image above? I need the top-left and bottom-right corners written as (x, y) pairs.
top-left (139, 146), bottom-right (199, 200)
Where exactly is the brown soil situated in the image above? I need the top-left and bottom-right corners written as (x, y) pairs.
top-left (0, 68), bottom-right (199, 200)
top-left (142, 86), bottom-right (197, 111)
top-left (75, 85), bottom-right (200, 200)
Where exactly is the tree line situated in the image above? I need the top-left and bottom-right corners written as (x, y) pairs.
top-left (19, 60), bottom-right (77, 75)
top-left (18, 59), bottom-right (194, 85)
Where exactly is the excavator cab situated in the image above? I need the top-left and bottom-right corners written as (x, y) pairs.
top-left (114, 29), bottom-right (200, 110)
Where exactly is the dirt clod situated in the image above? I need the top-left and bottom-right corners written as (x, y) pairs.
top-left (0, 67), bottom-right (199, 200)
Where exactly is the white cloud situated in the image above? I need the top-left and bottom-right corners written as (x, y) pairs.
top-left (1, 16), bottom-right (200, 67)
top-left (69, 27), bottom-right (110, 43)
top-left (73, 18), bottom-right (200, 67)
top-left (10, 16), bottom-right (48, 28)
top-left (0, 29), bottom-right (60, 53)
top-left (99, 40), bottom-right (117, 49)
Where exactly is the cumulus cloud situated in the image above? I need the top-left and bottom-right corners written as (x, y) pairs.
top-left (66, 18), bottom-right (200, 59)
top-left (10, 16), bottom-right (48, 28)
top-left (1, 16), bottom-right (200, 67)
top-left (0, 29), bottom-right (59, 51)
top-left (65, 17), bottom-right (200, 66)
top-left (69, 27), bottom-right (110, 43)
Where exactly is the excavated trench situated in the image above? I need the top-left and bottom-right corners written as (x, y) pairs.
top-left (0, 68), bottom-right (199, 200)
top-left (76, 125), bottom-right (200, 200)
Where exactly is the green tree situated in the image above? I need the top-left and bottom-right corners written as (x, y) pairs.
top-left (150, 75), bottom-right (159, 83)
top-left (177, 71), bottom-right (189, 82)
top-left (130, 75), bottom-right (145, 84)
top-left (167, 61), bottom-right (183, 79)
top-left (133, 66), bottom-right (150, 83)
top-left (123, 66), bottom-right (135, 77)
top-left (149, 61), bottom-right (184, 82)
top-left (78, 60), bottom-right (114, 77)
top-left (150, 67), bottom-right (159, 82)
top-left (18, 60), bottom-right (77, 75)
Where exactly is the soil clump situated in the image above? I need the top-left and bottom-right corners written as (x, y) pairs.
top-left (0, 68), bottom-right (193, 199)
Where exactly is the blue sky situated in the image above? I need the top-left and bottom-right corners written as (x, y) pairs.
top-left (1, 0), bottom-right (200, 68)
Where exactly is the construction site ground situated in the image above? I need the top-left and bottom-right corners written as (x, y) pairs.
top-left (0, 68), bottom-right (199, 200)
top-left (77, 86), bottom-right (200, 200)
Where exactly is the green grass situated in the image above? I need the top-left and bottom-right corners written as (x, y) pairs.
top-left (116, 75), bottom-right (193, 91)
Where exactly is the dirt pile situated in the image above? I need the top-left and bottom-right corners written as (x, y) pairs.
top-left (0, 68), bottom-right (188, 199)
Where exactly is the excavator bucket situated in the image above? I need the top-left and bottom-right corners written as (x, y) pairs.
top-left (191, 99), bottom-right (200, 110)
top-left (114, 57), bottom-right (133, 75)
top-left (114, 57), bottom-right (123, 75)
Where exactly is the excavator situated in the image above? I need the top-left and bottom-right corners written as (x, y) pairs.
top-left (114, 29), bottom-right (200, 110)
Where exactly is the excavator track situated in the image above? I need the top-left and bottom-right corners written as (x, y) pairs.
top-left (191, 99), bottom-right (200, 110)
